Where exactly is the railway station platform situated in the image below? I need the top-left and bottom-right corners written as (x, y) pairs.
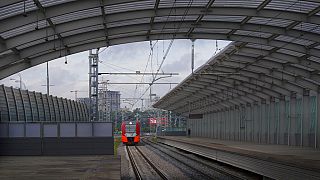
top-left (157, 136), bottom-right (320, 180)
top-left (0, 155), bottom-right (121, 179)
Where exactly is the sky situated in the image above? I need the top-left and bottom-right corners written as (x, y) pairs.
top-left (0, 39), bottom-right (230, 109)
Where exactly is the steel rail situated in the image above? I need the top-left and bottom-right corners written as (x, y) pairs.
top-left (142, 139), bottom-right (214, 180)
top-left (143, 138), bottom-right (252, 180)
top-left (126, 146), bottom-right (142, 180)
top-left (134, 146), bottom-right (169, 180)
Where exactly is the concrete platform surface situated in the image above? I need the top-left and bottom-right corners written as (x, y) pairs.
top-left (0, 155), bottom-right (120, 179)
top-left (159, 136), bottom-right (320, 171)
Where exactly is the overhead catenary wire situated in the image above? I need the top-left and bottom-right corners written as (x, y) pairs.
top-left (132, 0), bottom-right (179, 102)
top-left (131, 0), bottom-right (194, 109)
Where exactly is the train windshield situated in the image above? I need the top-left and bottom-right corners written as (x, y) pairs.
top-left (126, 124), bottom-right (136, 133)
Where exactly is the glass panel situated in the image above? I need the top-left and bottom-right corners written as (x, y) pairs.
top-left (126, 124), bottom-right (136, 133)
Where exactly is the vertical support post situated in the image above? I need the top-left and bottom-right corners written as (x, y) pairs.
top-left (269, 97), bottom-right (275, 144)
top-left (238, 106), bottom-right (241, 141)
top-left (210, 112), bottom-right (213, 138)
top-left (253, 102), bottom-right (259, 143)
top-left (317, 91), bottom-right (320, 149)
top-left (303, 89), bottom-right (310, 147)
top-left (290, 93), bottom-right (296, 146)
top-left (250, 103), bottom-right (254, 142)
top-left (235, 105), bottom-right (239, 141)
top-left (216, 111), bottom-right (219, 139)
top-left (279, 95), bottom-right (286, 145)
top-left (230, 107), bottom-right (234, 140)
top-left (261, 99), bottom-right (266, 143)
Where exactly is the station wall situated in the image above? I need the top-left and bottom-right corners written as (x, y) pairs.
top-left (0, 122), bottom-right (114, 155)
top-left (187, 95), bottom-right (320, 149)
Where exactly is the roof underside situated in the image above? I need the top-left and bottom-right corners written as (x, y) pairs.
top-left (1, 0), bottom-right (320, 113)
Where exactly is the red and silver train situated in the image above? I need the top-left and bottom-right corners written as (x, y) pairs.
top-left (121, 121), bottom-right (140, 145)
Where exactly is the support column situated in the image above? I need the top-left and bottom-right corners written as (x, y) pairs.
top-left (211, 112), bottom-right (214, 138)
top-left (207, 113), bottom-right (210, 138)
top-left (224, 109), bottom-right (227, 140)
top-left (230, 107), bottom-right (234, 141)
top-left (218, 111), bottom-right (221, 139)
top-left (240, 105), bottom-right (245, 141)
top-left (235, 105), bottom-right (240, 141)
top-left (317, 91), bottom-right (320, 149)
top-left (261, 99), bottom-right (267, 144)
top-left (246, 103), bottom-right (252, 142)
top-left (303, 89), bottom-right (310, 147)
top-left (270, 97), bottom-right (276, 144)
top-left (262, 101), bottom-right (270, 144)
top-left (290, 93), bottom-right (296, 146)
top-left (253, 102), bottom-right (259, 143)
top-left (213, 112), bottom-right (217, 139)
top-left (279, 95), bottom-right (286, 145)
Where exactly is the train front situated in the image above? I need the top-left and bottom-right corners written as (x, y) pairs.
top-left (121, 121), bottom-right (140, 145)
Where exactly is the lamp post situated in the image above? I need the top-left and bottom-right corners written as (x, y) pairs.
top-left (41, 62), bottom-right (54, 95)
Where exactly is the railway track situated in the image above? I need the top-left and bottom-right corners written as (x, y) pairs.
top-left (143, 138), bottom-right (260, 180)
top-left (126, 145), bottom-right (168, 180)
top-left (142, 139), bottom-right (214, 179)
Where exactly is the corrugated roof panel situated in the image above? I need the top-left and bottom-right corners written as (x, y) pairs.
top-left (275, 35), bottom-right (315, 46)
top-left (51, 7), bottom-right (101, 25)
top-left (245, 43), bottom-right (274, 50)
top-left (234, 30), bottom-right (272, 38)
top-left (159, 0), bottom-right (208, 8)
top-left (0, 49), bottom-right (13, 56)
top-left (265, 0), bottom-right (320, 13)
top-left (212, 0), bottom-right (264, 8)
top-left (16, 38), bottom-right (45, 50)
top-left (263, 56), bottom-right (287, 64)
top-left (105, 0), bottom-right (155, 14)
top-left (277, 48), bottom-right (305, 57)
top-left (291, 63), bottom-right (315, 71)
top-left (308, 56), bottom-right (320, 63)
top-left (194, 28), bottom-right (231, 34)
top-left (60, 24), bottom-right (104, 37)
top-left (0, 0), bottom-right (37, 20)
top-left (248, 17), bottom-right (294, 27)
top-left (154, 15), bottom-right (198, 22)
top-left (293, 22), bottom-right (320, 34)
top-left (108, 18), bottom-right (150, 28)
top-left (203, 15), bottom-right (246, 22)
top-left (0, 20), bottom-right (47, 39)
top-left (39, 0), bottom-right (76, 8)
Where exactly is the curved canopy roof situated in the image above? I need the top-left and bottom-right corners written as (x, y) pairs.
top-left (0, 0), bottom-right (320, 106)
top-left (153, 40), bottom-right (320, 114)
